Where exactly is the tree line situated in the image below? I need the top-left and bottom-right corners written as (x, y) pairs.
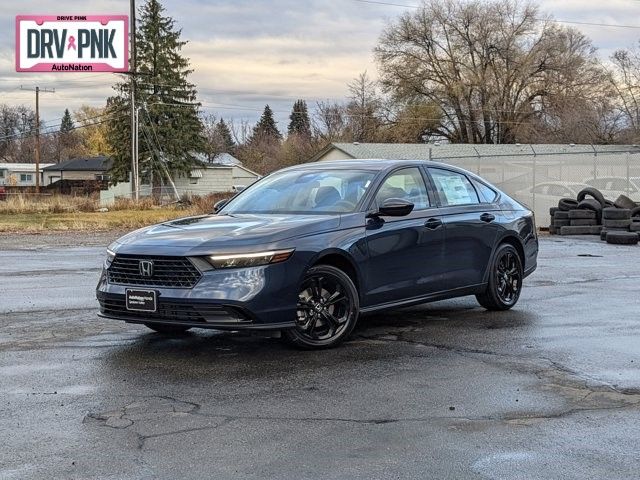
top-left (4, 0), bottom-right (640, 178)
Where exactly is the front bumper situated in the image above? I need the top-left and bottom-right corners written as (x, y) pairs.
top-left (96, 261), bottom-right (300, 330)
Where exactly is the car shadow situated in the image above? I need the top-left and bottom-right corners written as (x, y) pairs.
top-left (102, 299), bottom-right (535, 381)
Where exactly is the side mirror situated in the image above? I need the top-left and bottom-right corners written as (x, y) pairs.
top-left (213, 199), bottom-right (229, 214)
top-left (373, 198), bottom-right (414, 217)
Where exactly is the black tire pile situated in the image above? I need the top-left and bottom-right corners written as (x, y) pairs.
top-left (548, 188), bottom-right (640, 246)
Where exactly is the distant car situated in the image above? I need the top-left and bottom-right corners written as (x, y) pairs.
top-left (524, 181), bottom-right (588, 198)
top-left (97, 159), bottom-right (538, 349)
top-left (583, 177), bottom-right (640, 201)
top-left (515, 181), bottom-right (588, 218)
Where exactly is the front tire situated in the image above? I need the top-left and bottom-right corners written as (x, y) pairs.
top-left (476, 243), bottom-right (523, 311)
top-left (283, 265), bottom-right (359, 349)
top-left (144, 323), bottom-right (192, 334)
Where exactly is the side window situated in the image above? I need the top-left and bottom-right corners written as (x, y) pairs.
top-left (473, 179), bottom-right (498, 202)
top-left (374, 168), bottom-right (430, 210)
top-left (429, 168), bottom-right (479, 206)
top-left (547, 184), bottom-right (569, 197)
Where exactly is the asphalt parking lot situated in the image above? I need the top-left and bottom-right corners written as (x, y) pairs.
top-left (1, 233), bottom-right (640, 479)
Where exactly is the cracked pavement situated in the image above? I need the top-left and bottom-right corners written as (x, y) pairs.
top-left (1, 233), bottom-right (640, 479)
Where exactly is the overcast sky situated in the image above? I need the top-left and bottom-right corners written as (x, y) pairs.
top-left (2, 0), bottom-right (640, 129)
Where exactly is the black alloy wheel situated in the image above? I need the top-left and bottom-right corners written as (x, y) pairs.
top-left (476, 243), bottom-right (523, 311)
top-left (284, 265), bottom-right (359, 349)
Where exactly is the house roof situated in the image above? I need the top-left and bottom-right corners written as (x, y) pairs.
top-left (0, 163), bottom-right (55, 171)
top-left (311, 142), bottom-right (640, 162)
top-left (209, 153), bottom-right (241, 166)
top-left (283, 159), bottom-right (437, 172)
top-left (42, 156), bottom-right (112, 172)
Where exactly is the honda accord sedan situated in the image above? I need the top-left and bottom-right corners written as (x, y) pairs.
top-left (97, 159), bottom-right (538, 348)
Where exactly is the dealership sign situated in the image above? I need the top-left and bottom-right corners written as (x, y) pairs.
top-left (16, 15), bottom-right (128, 72)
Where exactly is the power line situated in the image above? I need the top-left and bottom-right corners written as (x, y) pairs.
top-left (350, 0), bottom-right (640, 29)
top-left (0, 112), bottom-right (127, 143)
top-left (146, 99), bottom-right (571, 127)
top-left (0, 107), bottom-right (128, 142)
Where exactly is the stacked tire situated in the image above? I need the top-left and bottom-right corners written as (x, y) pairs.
top-left (547, 189), bottom-right (640, 247)
top-left (560, 209), bottom-right (601, 236)
top-left (549, 188), bottom-right (604, 236)
top-left (601, 207), bottom-right (639, 245)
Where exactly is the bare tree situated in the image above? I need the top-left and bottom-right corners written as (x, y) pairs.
top-left (381, 101), bottom-right (443, 142)
top-left (346, 71), bottom-right (383, 142)
top-left (313, 101), bottom-right (349, 142)
top-left (0, 105), bottom-right (37, 162)
top-left (610, 46), bottom-right (640, 142)
top-left (375, 0), bottom-right (611, 144)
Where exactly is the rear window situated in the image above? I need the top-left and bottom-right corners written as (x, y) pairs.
top-left (472, 179), bottom-right (498, 203)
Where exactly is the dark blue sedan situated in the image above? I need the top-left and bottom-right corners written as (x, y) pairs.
top-left (97, 159), bottom-right (538, 348)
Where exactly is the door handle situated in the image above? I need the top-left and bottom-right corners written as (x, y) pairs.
top-left (480, 213), bottom-right (495, 223)
top-left (424, 218), bottom-right (442, 229)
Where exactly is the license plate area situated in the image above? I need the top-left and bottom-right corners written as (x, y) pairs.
top-left (125, 289), bottom-right (157, 312)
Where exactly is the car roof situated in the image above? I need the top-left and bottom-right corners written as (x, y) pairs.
top-left (537, 181), bottom-right (586, 187)
top-left (586, 176), bottom-right (638, 182)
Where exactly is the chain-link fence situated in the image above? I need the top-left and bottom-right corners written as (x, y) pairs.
top-left (427, 144), bottom-right (640, 226)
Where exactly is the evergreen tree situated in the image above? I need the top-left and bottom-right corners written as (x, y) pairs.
top-left (106, 0), bottom-right (205, 183)
top-left (215, 119), bottom-right (235, 153)
top-left (287, 99), bottom-right (311, 138)
top-left (249, 105), bottom-right (282, 145)
top-left (57, 108), bottom-right (79, 162)
top-left (60, 109), bottom-right (74, 133)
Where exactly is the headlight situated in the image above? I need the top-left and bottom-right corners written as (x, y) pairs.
top-left (207, 248), bottom-right (294, 269)
top-left (106, 247), bottom-right (116, 266)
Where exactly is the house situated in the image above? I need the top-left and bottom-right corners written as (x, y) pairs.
top-left (99, 154), bottom-right (260, 205)
top-left (42, 156), bottom-right (112, 185)
top-left (311, 142), bottom-right (439, 162)
top-left (0, 163), bottom-right (55, 187)
top-left (172, 162), bottom-right (260, 196)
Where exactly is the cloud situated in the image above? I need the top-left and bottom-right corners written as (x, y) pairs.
top-left (1, 0), bottom-right (640, 125)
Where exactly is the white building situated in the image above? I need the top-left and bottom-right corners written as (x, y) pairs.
top-left (0, 163), bottom-right (55, 187)
top-left (99, 154), bottom-right (260, 205)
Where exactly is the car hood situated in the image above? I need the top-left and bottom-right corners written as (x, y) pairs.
top-left (113, 213), bottom-right (341, 253)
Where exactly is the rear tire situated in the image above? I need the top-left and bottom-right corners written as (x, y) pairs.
top-left (144, 323), bottom-right (191, 334)
top-left (283, 265), bottom-right (359, 349)
top-left (476, 243), bottom-right (523, 311)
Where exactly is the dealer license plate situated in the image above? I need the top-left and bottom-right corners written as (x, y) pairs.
top-left (125, 289), bottom-right (157, 312)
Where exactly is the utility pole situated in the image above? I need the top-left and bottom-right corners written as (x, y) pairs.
top-left (135, 106), bottom-right (140, 193)
top-left (20, 85), bottom-right (55, 194)
top-left (130, 0), bottom-right (139, 200)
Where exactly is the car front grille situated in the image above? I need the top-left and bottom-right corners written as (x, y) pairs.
top-left (107, 255), bottom-right (202, 289)
top-left (98, 293), bottom-right (251, 324)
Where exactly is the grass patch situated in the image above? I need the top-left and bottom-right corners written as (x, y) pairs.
top-left (0, 208), bottom-right (203, 232)
top-left (0, 193), bottom-right (229, 232)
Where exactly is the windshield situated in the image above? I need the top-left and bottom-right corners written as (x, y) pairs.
top-left (221, 169), bottom-right (377, 214)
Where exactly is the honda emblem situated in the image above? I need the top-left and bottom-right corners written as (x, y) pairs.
top-left (139, 260), bottom-right (154, 277)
